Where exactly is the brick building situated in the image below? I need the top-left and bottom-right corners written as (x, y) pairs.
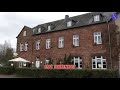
top-left (16, 12), bottom-right (120, 69)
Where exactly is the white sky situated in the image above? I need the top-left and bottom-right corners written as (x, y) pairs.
top-left (0, 12), bottom-right (89, 51)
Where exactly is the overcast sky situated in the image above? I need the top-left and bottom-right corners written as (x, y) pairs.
top-left (0, 12), bottom-right (89, 51)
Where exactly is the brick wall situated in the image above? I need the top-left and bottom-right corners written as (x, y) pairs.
top-left (17, 21), bottom-right (119, 69)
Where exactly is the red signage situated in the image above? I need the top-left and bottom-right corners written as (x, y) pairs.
top-left (44, 65), bottom-right (53, 69)
top-left (54, 65), bottom-right (75, 69)
top-left (44, 64), bottom-right (75, 69)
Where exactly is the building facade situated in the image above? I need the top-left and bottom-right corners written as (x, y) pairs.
top-left (16, 12), bottom-right (120, 69)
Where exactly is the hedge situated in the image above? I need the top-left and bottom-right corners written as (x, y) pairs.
top-left (0, 66), bottom-right (16, 74)
top-left (16, 68), bottom-right (119, 78)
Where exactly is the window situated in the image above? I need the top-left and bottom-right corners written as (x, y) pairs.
top-left (33, 29), bottom-right (35, 34)
top-left (38, 28), bottom-right (41, 33)
top-left (20, 43), bottom-right (24, 51)
top-left (92, 56), bottom-right (107, 69)
top-left (48, 26), bottom-right (51, 31)
top-left (45, 60), bottom-right (50, 65)
top-left (23, 31), bottom-right (26, 36)
top-left (24, 42), bottom-right (28, 51)
top-left (46, 39), bottom-right (51, 49)
top-left (36, 40), bottom-right (40, 50)
top-left (94, 32), bottom-right (102, 44)
top-left (94, 15), bottom-right (100, 22)
top-left (67, 21), bottom-right (72, 27)
top-left (73, 35), bottom-right (79, 46)
top-left (58, 37), bottom-right (64, 48)
top-left (73, 57), bottom-right (82, 69)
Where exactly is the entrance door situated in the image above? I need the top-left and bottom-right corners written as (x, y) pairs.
top-left (73, 57), bottom-right (82, 69)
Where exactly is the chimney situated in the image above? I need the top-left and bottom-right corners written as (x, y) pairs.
top-left (64, 15), bottom-right (69, 22)
top-left (65, 15), bottom-right (69, 19)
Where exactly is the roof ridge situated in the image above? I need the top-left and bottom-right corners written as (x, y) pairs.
top-left (31, 12), bottom-right (115, 35)
top-left (33, 12), bottom-right (91, 28)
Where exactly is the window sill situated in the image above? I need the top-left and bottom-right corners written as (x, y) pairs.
top-left (20, 51), bottom-right (28, 52)
top-left (58, 47), bottom-right (64, 49)
top-left (93, 43), bottom-right (102, 46)
top-left (72, 45), bottom-right (79, 48)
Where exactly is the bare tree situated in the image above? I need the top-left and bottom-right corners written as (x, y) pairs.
top-left (0, 40), bottom-right (14, 65)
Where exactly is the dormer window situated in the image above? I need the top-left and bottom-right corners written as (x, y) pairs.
top-left (38, 28), bottom-right (41, 33)
top-left (48, 25), bottom-right (51, 31)
top-left (33, 29), bottom-right (35, 34)
top-left (94, 15), bottom-right (100, 22)
top-left (23, 31), bottom-right (26, 36)
top-left (67, 21), bottom-right (72, 27)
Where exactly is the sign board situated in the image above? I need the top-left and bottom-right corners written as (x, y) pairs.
top-left (35, 61), bottom-right (40, 68)
top-left (54, 65), bottom-right (75, 69)
top-left (44, 65), bottom-right (53, 69)
top-left (44, 65), bottom-right (76, 69)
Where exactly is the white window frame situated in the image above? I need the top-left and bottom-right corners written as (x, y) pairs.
top-left (73, 57), bottom-right (82, 69)
top-left (23, 31), bottom-right (26, 36)
top-left (24, 42), bottom-right (28, 51)
top-left (73, 35), bottom-right (79, 46)
top-left (67, 21), bottom-right (72, 27)
top-left (58, 37), bottom-right (64, 48)
top-left (45, 60), bottom-right (50, 65)
top-left (46, 39), bottom-right (51, 49)
top-left (94, 32), bottom-right (102, 44)
top-left (20, 43), bottom-right (24, 51)
top-left (38, 28), bottom-right (41, 33)
top-left (48, 26), bottom-right (51, 31)
top-left (33, 29), bottom-right (35, 34)
top-left (92, 56), bottom-right (107, 69)
top-left (94, 15), bottom-right (100, 22)
top-left (36, 40), bottom-right (40, 50)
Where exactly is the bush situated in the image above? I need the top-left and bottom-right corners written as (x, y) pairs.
top-left (15, 68), bottom-right (119, 78)
top-left (16, 68), bottom-right (42, 78)
top-left (0, 66), bottom-right (16, 74)
top-left (64, 54), bottom-right (72, 64)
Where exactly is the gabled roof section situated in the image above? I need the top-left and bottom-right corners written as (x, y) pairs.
top-left (16, 26), bottom-right (31, 38)
top-left (31, 12), bottom-right (117, 35)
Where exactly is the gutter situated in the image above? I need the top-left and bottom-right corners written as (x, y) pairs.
top-left (106, 20), bottom-right (112, 69)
